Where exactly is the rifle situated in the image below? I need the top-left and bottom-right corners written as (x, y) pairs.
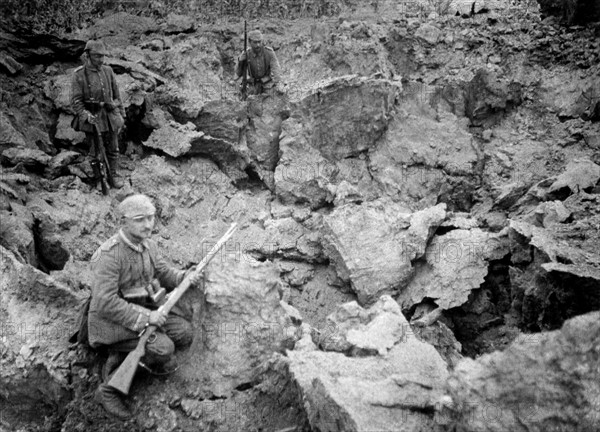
top-left (107, 223), bottom-right (238, 395)
top-left (91, 122), bottom-right (112, 195)
top-left (241, 20), bottom-right (248, 101)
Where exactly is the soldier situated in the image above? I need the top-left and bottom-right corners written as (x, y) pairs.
top-left (71, 39), bottom-right (125, 189)
top-left (89, 194), bottom-right (203, 419)
top-left (236, 30), bottom-right (284, 95)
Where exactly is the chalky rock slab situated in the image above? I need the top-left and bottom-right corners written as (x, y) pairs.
top-left (245, 94), bottom-right (288, 189)
top-left (0, 113), bottom-right (27, 148)
top-left (0, 246), bottom-right (83, 428)
top-left (443, 311), bottom-right (600, 431)
top-left (44, 71), bottom-right (77, 113)
top-left (547, 158), bottom-right (600, 198)
top-left (322, 200), bottom-right (446, 305)
top-left (508, 216), bottom-right (600, 329)
top-left (249, 217), bottom-right (324, 263)
top-left (463, 69), bottom-right (523, 127)
top-left (178, 257), bottom-right (299, 397)
top-left (148, 35), bottom-right (225, 118)
top-left (525, 200), bottom-right (572, 227)
top-left (398, 228), bottom-right (510, 311)
top-left (45, 150), bottom-right (83, 179)
top-left (0, 206), bottom-right (36, 266)
top-left (415, 23), bottom-right (442, 45)
top-left (509, 219), bottom-right (589, 266)
top-left (54, 114), bottom-right (86, 145)
top-left (189, 99), bottom-right (253, 182)
top-left (22, 191), bottom-right (113, 263)
top-left (143, 119), bottom-right (204, 157)
top-left (287, 297), bottom-right (448, 432)
top-left (319, 296), bottom-right (410, 356)
top-left (369, 107), bottom-right (478, 209)
top-left (275, 76), bottom-right (399, 208)
top-left (0, 147), bottom-right (51, 168)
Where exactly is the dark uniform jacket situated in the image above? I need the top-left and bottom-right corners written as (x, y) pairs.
top-left (236, 46), bottom-right (281, 85)
top-left (88, 230), bottom-right (186, 348)
top-left (71, 63), bottom-right (125, 133)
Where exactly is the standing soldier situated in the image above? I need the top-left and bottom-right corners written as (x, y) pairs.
top-left (89, 194), bottom-right (203, 419)
top-left (71, 39), bottom-right (125, 189)
top-left (236, 30), bottom-right (284, 95)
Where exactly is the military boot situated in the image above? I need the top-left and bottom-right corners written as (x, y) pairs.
top-left (138, 355), bottom-right (179, 376)
top-left (107, 156), bottom-right (124, 189)
top-left (95, 384), bottom-right (132, 420)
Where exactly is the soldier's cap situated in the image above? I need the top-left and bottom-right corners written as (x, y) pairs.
top-left (118, 194), bottom-right (156, 219)
top-left (84, 40), bottom-right (109, 56)
top-left (248, 30), bottom-right (263, 42)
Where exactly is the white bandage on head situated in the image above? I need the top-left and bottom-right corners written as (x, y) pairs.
top-left (118, 194), bottom-right (156, 219)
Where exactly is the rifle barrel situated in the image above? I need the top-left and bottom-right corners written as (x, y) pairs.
top-left (242, 20), bottom-right (247, 101)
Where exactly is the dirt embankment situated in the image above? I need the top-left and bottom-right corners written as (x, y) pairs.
top-left (1, 2), bottom-right (599, 431)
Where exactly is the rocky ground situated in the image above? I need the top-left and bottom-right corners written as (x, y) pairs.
top-left (1, 1), bottom-right (599, 431)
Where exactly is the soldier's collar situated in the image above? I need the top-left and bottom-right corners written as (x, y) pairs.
top-left (84, 59), bottom-right (102, 72)
top-left (119, 229), bottom-right (149, 252)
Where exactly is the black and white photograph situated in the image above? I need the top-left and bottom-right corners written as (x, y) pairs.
top-left (0, 0), bottom-right (599, 431)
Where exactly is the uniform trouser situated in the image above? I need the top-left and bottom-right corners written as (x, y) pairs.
top-left (106, 314), bottom-right (193, 366)
top-left (85, 130), bottom-right (119, 161)
top-left (248, 80), bottom-right (275, 96)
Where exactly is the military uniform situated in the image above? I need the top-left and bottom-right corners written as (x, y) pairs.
top-left (71, 65), bottom-right (125, 134)
top-left (90, 194), bottom-right (199, 420)
top-left (236, 45), bottom-right (282, 92)
top-left (70, 40), bottom-right (125, 187)
top-left (88, 230), bottom-right (192, 363)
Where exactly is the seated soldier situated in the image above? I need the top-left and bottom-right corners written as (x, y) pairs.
top-left (88, 194), bottom-right (203, 419)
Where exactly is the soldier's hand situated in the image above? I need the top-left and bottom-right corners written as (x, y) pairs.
top-left (84, 110), bottom-right (96, 124)
top-left (238, 52), bottom-right (247, 62)
top-left (185, 268), bottom-right (204, 288)
top-left (189, 271), bottom-right (204, 288)
top-left (148, 310), bottom-right (167, 327)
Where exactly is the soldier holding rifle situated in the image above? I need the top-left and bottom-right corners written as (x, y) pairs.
top-left (236, 29), bottom-right (284, 96)
top-left (89, 194), bottom-right (205, 419)
top-left (71, 39), bottom-right (125, 189)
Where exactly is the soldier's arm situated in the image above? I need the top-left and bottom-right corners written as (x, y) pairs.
top-left (108, 67), bottom-right (126, 117)
top-left (148, 242), bottom-right (186, 291)
top-left (70, 71), bottom-right (86, 115)
top-left (269, 49), bottom-right (282, 84)
top-left (92, 247), bottom-right (151, 332)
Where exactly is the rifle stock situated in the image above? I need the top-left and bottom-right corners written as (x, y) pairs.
top-left (108, 328), bottom-right (153, 395)
top-left (107, 223), bottom-right (238, 394)
top-left (93, 123), bottom-right (111, 195)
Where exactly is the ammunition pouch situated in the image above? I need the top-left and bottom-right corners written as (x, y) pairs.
top-left (122, 279), bottom-right (166, 308)
top-left (84, 100), bottom-right (117, 113)
top-left (85, 101), bottom-right (103, 113)
top-left (122, 286), bottom-right (150, 306)
top-left (123, 287), bottom-right (148, 304)
top-left (249, 76), bottom-right (271, 86)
